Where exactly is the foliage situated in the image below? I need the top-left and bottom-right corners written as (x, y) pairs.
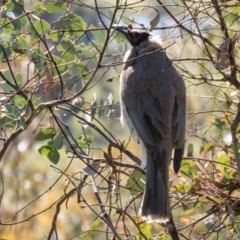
top-left (0, 0), bottom-right (240, 239)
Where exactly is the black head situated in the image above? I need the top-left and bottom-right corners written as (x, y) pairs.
top-left (113, 24), bottom-right (151, 47)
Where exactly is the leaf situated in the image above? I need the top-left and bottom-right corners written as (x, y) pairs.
top-left (97, 99), bottom-right (104, 118)
top-left (1, 69), bottom-right (14, 91)
top-left (187, 143), bottom-right (194, 157)
top-left (38, 144), bottom-right (52, 156)
top-left (126, 170), bottom-right (145, 195)
top-left (108, 9), bottom-right (117, 23)
top-left (122, 16), bottom-right (132, 25)
top-left (45, 2), bottom-right (68, 13)
top-left (38, 144), bottom-right (60, 164)
top-left (48, 148), bottom-right (60, 164)
top-left (56, 38), bottom-right (76, 55)
top-left (180, 160), bottom-right (194, 178)
top-left (139, 222), bottom-right (152, 239)
top-left (218, 154), bottom-right (230, 164)
top-left (33, 2), bottom-right (45, 15)
top-left (90, 100), bottom-right (97, 118)
top-left (218, 154), bottom-right (230, 175)
top-left (54, 13), bottom-right (84, 37)
top-left (89, 24), bottom-right (105, 43)
top-left (53, 133), bottom-right (63, 150)
top-left (0, 43), bottom-right (11, 60)
top-left (77, 135), bottom-right (93, 149)
top-left (12, 35), bottom-right (29, 53)
top-left (213, 118), bottom-right (227, 130)
top-left (182, 208), bottom-right (195, 216)
top-left (203, 142), bottom-right (215, 154)
top-left (51, 55), bottom-right (67, 74)
top-left (81, 48), bottom-right (96, 63)
top-left (27, 22), bottom-right (40, 43)
top-left (216, 34), bottom-right (238, 70)
top-left (28, 48), bottom-right (45, 69)
top-left (194, 200), bottom-right (204, 209)
top-left (15, 72), bottom-right (23, 86)
top-left (14, 95), bottom-right (26, 106)
top-left (35, 128), bottom-right (56, 141)
top-left (149, 10), bottom-right (160, 31)
top-left (112, 31), bottom-right (125, 43)
top-left (0, 115), bottom-right (15, 128)
top-left (34, 19), bottom-right (50, 36)
top-left (71, 62), bottom-right (90, 80)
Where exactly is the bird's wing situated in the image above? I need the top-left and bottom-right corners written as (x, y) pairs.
top-left (170, 67), bottom-right (186, 173)
top-left (121, 52), bottom-right (185, 171)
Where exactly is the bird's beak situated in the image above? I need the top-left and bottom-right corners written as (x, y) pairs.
top-left (112, 25), bottom-right (128, 36)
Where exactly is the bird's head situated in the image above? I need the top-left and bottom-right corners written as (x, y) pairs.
top-left (113, 24), bottom-right (151, 47)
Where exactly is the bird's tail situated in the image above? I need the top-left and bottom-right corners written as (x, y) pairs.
top-left (139, 146), bottom-right (171, 223)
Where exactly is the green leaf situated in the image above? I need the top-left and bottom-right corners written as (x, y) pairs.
top-left (213, 118), bottom-right (226, 130)
top-left (53, 133), bottom-right (63, 150)
top-left (46, 2), bottom-right (68, 13)
top-left (139, 222), bottom-right (152, 239)
top-left (218, 154), bottom-right (230, 164)
top-left (187, 143), bottom-right (194, 157)
top-left (12, 35), bottom-right (29, 53)
top-left (35, 128), bottom-right (56, 141)
top-left (89, 24), bottom-right (105, 43)
top-left (194, 198), bottom-right (205, 209)
top-left (33, 2), bottom-right (45, 15)
top-left (1, 69), bottom-right (14, 91)
top-left (54, 13), bottom-right (84, 37)
top-left (108, 9), bottom-right (117, 23)
top-left (90, 100), bottom-right (97, 118)
top-left (112, 31), bottom-right (125, 43)
top-left (38, 144), bottom-right (52, 156)
top-left (97, 99), bottom-right (104, 118)
top-left (126, 170), bottom-right (145, 195)
top-left (71, 62), bottom-right (90, 80)
top-left (209, 172), bottom-right (215, 183)
top-left (34, 19), bottom-right (50, 36)
top-left (180, 160), bottom-right (194, 178)
top-left (46, 31), bottom-right (59, 42)
top-left (203, 142), bottom-right (215, 154)
top-left (122, 16), bottom-right (132, 25)
top-left (48, 148), bottom-right (60, 164)
top-left (38, 144), bottom-right (60, 164)
top-left (0, 115), bottom-right (15, 128)
top-left (0, 43), bottom-right (12, 60)
top-left (27, 22), bottom-right (40, 43)
top-left (28, 48), bottom-right (46, 69)
top-left (15, 72), bottom-right (22, 86)
top-left (182, 208), bottom-right (195, 216)
top-left (51, 54), bottom-right (66, 74)
top-left (218, 154), bottom-right (230, 175)
top-left (14, 95), bottom-right (26, 106)
top-left (77, 135), bottom-right (93, 149)
top-left (81, 48), bottom-right (96, 63)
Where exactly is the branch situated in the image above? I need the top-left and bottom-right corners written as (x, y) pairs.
top-left (231, 102), bottom-right (240, 179)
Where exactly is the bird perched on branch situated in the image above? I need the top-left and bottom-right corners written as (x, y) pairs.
top-left (114, 25), bottom-right (186, 223)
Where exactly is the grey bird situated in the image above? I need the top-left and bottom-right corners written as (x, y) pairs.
top-left (114, 25), bottom-right (186, 222)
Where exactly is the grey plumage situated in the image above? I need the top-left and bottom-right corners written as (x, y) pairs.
top-left (115, 25), bottom-right (186, 222)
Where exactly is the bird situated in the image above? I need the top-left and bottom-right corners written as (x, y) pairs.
top-left (114, 24), bottom-right (186, 223)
